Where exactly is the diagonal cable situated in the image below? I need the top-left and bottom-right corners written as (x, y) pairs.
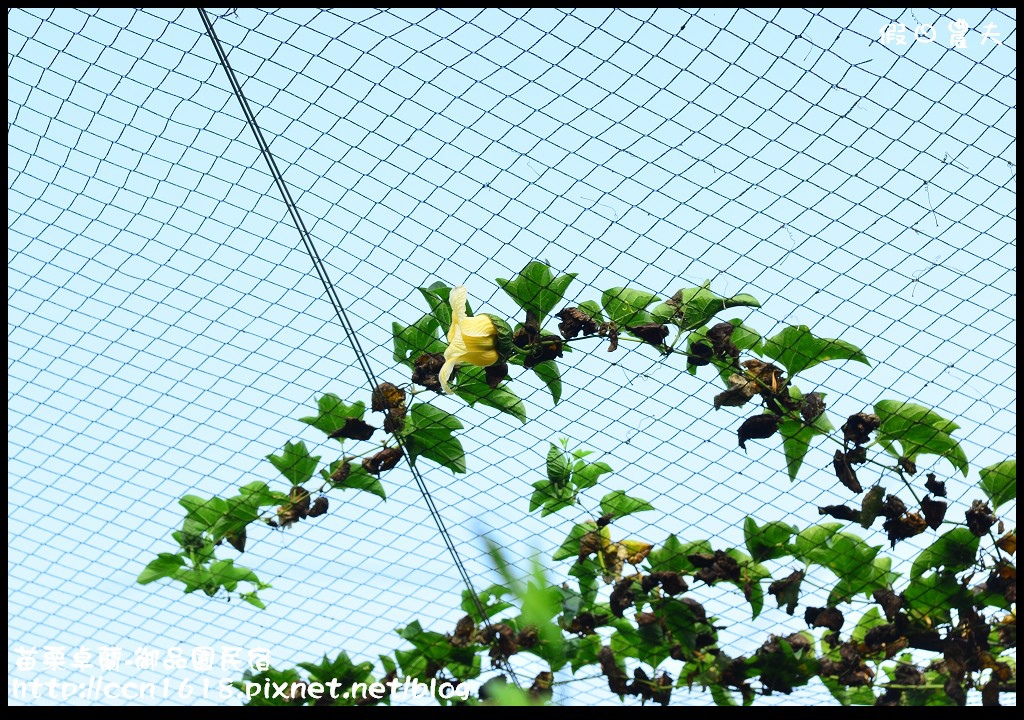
top-left (197, 8), bottom-right (523, 691)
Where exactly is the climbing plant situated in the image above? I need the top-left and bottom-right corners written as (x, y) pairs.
top-left (139, 261), bottom-right (1016, 706)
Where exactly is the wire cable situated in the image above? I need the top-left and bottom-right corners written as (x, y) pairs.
top-left (197, 7), bottom-right (523, 691)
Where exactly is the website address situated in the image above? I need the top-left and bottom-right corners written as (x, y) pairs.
top-left (244, 676), bottom-right (472, 703)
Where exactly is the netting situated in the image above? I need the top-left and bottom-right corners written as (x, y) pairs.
top-left (8, 7), bottom-right (1016, 706)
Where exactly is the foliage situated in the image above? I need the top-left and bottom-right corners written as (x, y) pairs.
top-left (139, 261), bottom-right (1015, 706)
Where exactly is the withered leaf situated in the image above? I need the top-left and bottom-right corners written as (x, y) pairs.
top-left (689, 550), bottom-right (741, 584)
top-left (860, 484), bottom-right (885, 528)
top-left (871, 588), bottom-right (903, 622)
top-left (651, 672), bottom-right (672, 706)
top-left (277, 485), bottom-right (311, 528)
top-left (920, 494), bottom-right (947, 530)
top-left (609, 578), bottom-right (636, 618)
top-left (805, 606), bottom-right (845, 632)
top-left (800, 392), bottom-right (826, 424)
top-left (523, 335), bottom-right (563, 369)
top-left (924, 472), bottom-right (946, 497)
top-left (329, 417), bottom-right (377, 441)
top-left (641, 571), bottom-right (688, 596)
top-left (598, 645), bottom-right (629, 695)
top-left (577, 531), bottom-right (604, 563)
top-left (965, 499), bottom-right (996, 537)
top-left (994, 531), bottom-right (1016, 555)
top-left (484, 361), bottom-right (509, 388)
top-left (330, 462), bottom-right (351, 486)
top-left (768, 569), bottom-right (804, 615)
top-left (517, 626), bottom-right (539, 649)
top-left (687, 341), bottom-right (713, 367)
top-left (383, 406), bottom-right (406, 435)
top-left (981, 679), bottom-right (1001, 707)
top-left (714, 373), bottom-right (759, 409)
top-left (741, 359), bottom-right (787, 395)
top-left (451, 615), bottom-right (476, 648)
top-left (883, 512), bottom-right (927, 548)
top-left (555, 307), bottom-right (599, 340)
top-left (880, 494), bottom-right (907, 519)
top-left (627, 322), bottom-right (669, 349)
top-left (706, 321), bottom-right (736, 349)
top-left (226, 527), bottom-right (246, 553)
top-left (846, 446), bottom-right (868, 464)
top-left (513, 310), bottom-right (541, 348)
top-left (898, 456), bottom-right (918, 475)
top-left (528, 670), bottom-right (553, 701)
top-left (485, 623), bottom-right (518, 666)
top-left (621, 539), bottom-right (653, 565)
top-left (833, 450), bottom-right (863, 493)
top-left (598, 322), bottom-right (619, 352)
top-left (819, 504), bottom-right (861, 522)
top-left (842, 413), bottom-right (880, 446)
top-left (738, 414), bottom-right (780, 451)
top-left (363, 447), bottom-right (403, 475)
top-left (371, 382), bottom-right (406, 412)
top-left (412, 352), bottom-right (446, 393)
top-left (308, 496), bottom-right (329, 518)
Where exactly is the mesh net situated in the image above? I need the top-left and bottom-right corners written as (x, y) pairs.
top-left (8, 7), bottom-right (1016, 706)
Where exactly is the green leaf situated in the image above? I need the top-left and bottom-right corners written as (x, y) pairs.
top-left (462, 584), bottom-right (513, 623)
top-left (778, 407), bottom-right (834, 482)
top-left (299, 394), bottom-right (367, 438)
top-left (571, 459), bottom-right (612, 491)
top-left (911, 528), bottom-right (979, 579)
top-left (829, 556), bottom-right (896, 605)
top-left (851, 606), bottom-right (886, 644)
top-left (874, 401), bottom-right (968, 477)
top-left (710, 685), bottom-right (739, 706)
top-left (546, 442), bottom-right (571, 487)
top-left (419, 284), bottom-right (454, 330)
top-left (209, 558), bottom-right (261, 591)
top-left (237, 481), bottom-right (282, 507)
top-left (667, 281), bottom-right (761, 331)
top-left (137, 553), bottom-right (185, 584)
top-left (266, 440), bottom-right (320, 486)
top-left (179, 495), bottom-right (228, 529)
top-left (601, 287), bottom-right (659, 327)
top-left (453, 366), bottom-right (527, 424)
top-left (729, 319), bottom-right (763, 354)
top-left (565, 635), bottom-right (602, 674)
top-left (322, 460), bottom-right (387, 500)
top-left (239, 591), bottom-right (266, 610)
top-left (763, 325), bottom-right (870, 378)
top-left (531, 360), bottom-right (562, 404)
top-left (647, 535), bottom-right (714, 574)
top-left (725, 548), bottom-right (770, 619)
top-left (553, 522), bottom-right (597, 562)
top-left (399, 621), bottom-right (453, 664)
top-left (792, 523), bottom-right (843, 564)
top-left (599, 490), bottom-right (655, 520)
top-left (402, 403), bottom-right (466, 474)
top-left (822, 677), bottom-right (877, 706)
top-left (744, 518), bottom-right (797, 562)
top-left (529, 479), bottom-right (577, 516)
top-left (979, 460), bottom-right (1016, 510)
top-left (392, 313), bottom-right (445, 368)
top-left (496, 261), bottom-right (577, 321)
top-left (650, 302), bottom-right (676, 324)
top-left (578, 299), bottom-right (604, 324)
top-left (904, 572), bottom-right (961, 627)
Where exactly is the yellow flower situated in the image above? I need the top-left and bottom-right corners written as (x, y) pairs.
top-left (440, 286), bottom-right (499, 394)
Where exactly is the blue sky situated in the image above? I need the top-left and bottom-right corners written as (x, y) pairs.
top-left (8, 7), bottom-right (1016, 706)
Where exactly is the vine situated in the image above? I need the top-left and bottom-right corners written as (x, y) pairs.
top-left (138, 261), bottom-right (1016, 706)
